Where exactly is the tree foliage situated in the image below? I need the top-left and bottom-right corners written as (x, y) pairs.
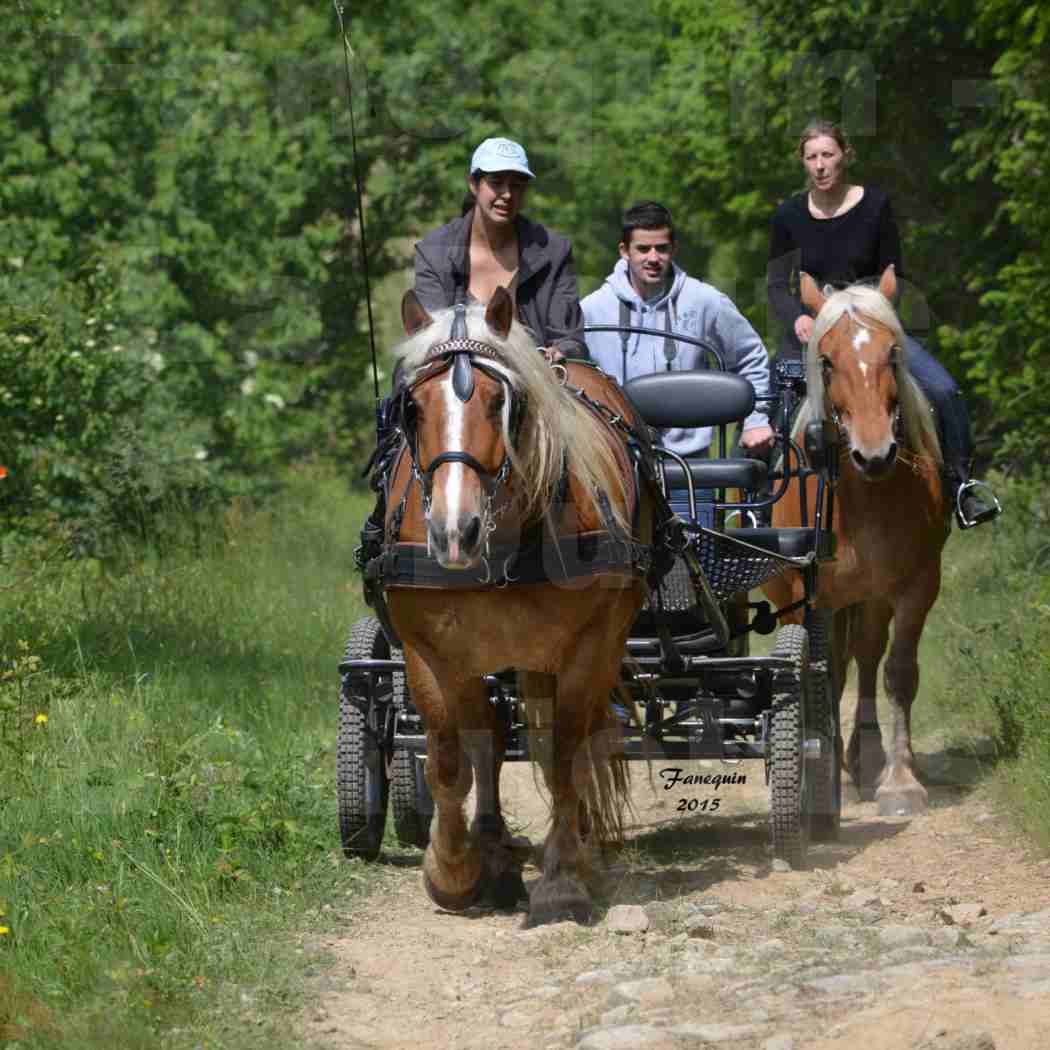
top-left (1, 0), bottom-right (1046, 545)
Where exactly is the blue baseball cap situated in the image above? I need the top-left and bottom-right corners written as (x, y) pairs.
top-left (469, 137), bottom-right (534, 179)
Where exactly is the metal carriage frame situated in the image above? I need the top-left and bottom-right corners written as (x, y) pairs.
top-left (338, 326), bottom-right (842, 871)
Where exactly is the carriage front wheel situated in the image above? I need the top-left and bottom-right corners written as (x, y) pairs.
top-left (768, 623), bottom-right (811, 869)
top-left (336, 616), bottom-right (392, 861)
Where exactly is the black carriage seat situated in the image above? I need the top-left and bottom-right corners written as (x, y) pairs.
top-left (624, 370), bottom-right (756, 429)
top-left (624, 370), bottom-right (767, 496)
top-left (658, 457), bottom-right (767, 493)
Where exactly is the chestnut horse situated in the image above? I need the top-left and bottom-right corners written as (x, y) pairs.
top-left (765, 266), bottom-right (948, 816)
top-left (380, 287), bottom-right (653, 925)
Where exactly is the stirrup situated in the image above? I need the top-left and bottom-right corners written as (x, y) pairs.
top-left (955, 479), bottom-right (1002, 530)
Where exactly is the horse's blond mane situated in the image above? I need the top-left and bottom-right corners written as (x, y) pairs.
top-left (804, 285), bottom-right (942, 464)
top-left (395, 305), bottom-right (628, 527)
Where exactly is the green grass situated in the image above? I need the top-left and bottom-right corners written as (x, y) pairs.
top-left (0, 468), bottom-right (377, 1048)
top-left (914, 473), bottom-right (1050, 846)
top-left (3, 463), bottom-right (1049, 1045)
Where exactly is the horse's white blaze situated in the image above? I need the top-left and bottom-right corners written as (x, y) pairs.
top-left (439, 373), bottom-right (467, 526)
top-left (853, 328), bottom-right (871, 353)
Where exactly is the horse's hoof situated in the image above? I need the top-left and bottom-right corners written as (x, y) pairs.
top-left (525, 876), bottom-right (593, 928)
top-left (484, 869), bottom-right (528, 911)
top-left (419, 860), bottom-right (480, 911)
top-left (875, 786), bottom-right (928, 817)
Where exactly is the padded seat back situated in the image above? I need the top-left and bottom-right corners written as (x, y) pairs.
top-left (625, 371), bottom-right (756, 428)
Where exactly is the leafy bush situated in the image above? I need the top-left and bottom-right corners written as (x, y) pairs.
top-left (0, 262), bottom-right (217, 553)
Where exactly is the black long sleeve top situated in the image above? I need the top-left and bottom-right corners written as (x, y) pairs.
top-left (767, 186), bottom-right (901, 352)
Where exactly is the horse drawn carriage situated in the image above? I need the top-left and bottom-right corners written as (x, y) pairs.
top-left (334, 276), bottom-right (931, 926)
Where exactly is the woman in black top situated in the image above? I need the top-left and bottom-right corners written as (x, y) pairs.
top-left (767, 120), bottom-right (999, 529)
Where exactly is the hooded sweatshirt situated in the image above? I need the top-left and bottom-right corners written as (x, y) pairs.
top-left (581, 259), bottom-right (770, 456)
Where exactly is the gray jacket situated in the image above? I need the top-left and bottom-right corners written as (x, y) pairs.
top-left (413, 211), bottom-right (587, 358)
top-left (581, 260), bottom-right (770, 455)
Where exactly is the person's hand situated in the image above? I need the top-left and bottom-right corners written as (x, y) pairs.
top-left (794, 315), bottom-right (814, 344)
top-left (540, 346), bottom-right (566, 365)
top-left (739, 424), bottom-right (775, 452)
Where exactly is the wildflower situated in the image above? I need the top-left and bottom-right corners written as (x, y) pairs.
top-left (34, 713), bottom-right (48, 725)
top-left (0, 466), bottom-right (7, 479)
top-left (0, 927), bottom-right (9, 936)
top-left (264, 392), bottom-right (285, 410)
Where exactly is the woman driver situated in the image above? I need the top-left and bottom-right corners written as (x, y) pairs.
top-left (767, 119), bottom-right (1000, 529)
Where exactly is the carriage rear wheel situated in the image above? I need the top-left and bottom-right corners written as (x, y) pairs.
top-left (336, 616), bottom-right (391, 861)
top-left (805, 609), bottom-right (841, 841)
top-left (390, 664), bottom-right (433, 849)
top-left (768, 623), bottom-right (811, 869)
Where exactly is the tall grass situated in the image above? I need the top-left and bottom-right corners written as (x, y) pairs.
top-left (915, 473), bottom-right (1050, 847)
top-left (0, 468), bottom-right (375, 1048)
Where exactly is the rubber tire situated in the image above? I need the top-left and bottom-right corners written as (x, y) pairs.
top-left (769, 623), bottom-right (810, 869)
top-left (390, 665), bottom-right (433, 849)
top-left (805, 609), bottom-right (842, 841)
top-left (336, 617), bottom-right (391, 861)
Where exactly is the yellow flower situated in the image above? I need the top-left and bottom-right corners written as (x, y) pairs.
top-left (34, 713), bottom-right (48, 725)
top-left (0, 926), bottom-right (10, 936)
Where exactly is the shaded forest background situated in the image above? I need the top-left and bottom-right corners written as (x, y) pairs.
top-left (1, 0), bottom-right (1047, 545)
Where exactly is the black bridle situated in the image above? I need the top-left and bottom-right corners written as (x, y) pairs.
top-left (397, 306), bottom-right (526, 522)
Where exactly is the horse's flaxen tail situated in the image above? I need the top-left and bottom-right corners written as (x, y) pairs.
top-left (517, 672), bottom-right (633, 849)
top-left (578, 687), bottom-right (635, 849)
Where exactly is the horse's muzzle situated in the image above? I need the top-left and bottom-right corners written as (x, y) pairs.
top-left (850, 440), bottom-right (898, 480)
top-left (429, 511), bottom-right (485, 568)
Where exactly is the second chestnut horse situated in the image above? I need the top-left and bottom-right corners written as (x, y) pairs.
top-left (765, 265), bottom-right (948, 815)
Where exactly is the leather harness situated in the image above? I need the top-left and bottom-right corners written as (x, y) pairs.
top-left (360, 321), bottom-right (677, 621)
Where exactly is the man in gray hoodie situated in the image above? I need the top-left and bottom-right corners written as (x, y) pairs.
top-left (582, 201), bottom-right (773, 458)
top-left (581, 202), bottom-right (773, 525)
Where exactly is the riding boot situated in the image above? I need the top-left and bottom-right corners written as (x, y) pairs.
top-left (901, 336), bottom-right (1001, 530)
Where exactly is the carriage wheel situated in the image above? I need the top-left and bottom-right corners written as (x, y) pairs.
top-left (390, 665), bottom-right (433, 850)
top-left (769, 623), bottom-right (810, 869)
top-left (336, 616), bottom-right (391, 861)
top-left (805, 609), bottom-right (842, 841)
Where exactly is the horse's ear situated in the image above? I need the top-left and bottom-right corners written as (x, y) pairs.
top-left (799, 272), bottom-right (826, 316)
top-left (878, 264), bottom-right (898, 303)
top-left (401, 290), bottom-right (434, 336)
top-left (485, 286), bottom-right (515, 340)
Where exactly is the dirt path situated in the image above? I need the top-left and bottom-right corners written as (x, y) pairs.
top-left (304, 701), bottom-right (1050, 1050)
